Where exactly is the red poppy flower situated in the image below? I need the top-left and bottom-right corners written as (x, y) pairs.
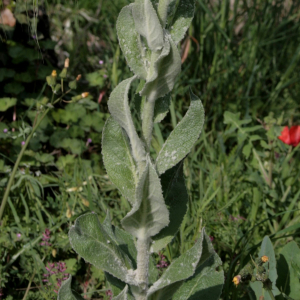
top-left (278, 126), bottom-right (300, 147)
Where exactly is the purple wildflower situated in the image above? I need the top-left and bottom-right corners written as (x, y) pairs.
top-left (40, 228), bottom-right (52, 247)
top-left (209, 236), bottom-right (214, 242)
top-left (156, 252), bottom-right (168, 271)
top-left (17, 233), bottom-right (21, 240)
top-left (43, 262), bottom-right (69, 293)
top-left (21, 141), bottom-right (25, 146)
top-left (106, 289), bottom-right (113, 300)
top-left (99, 60), bottom-right (104, 65)
top-left (103, 74), bottom-right (108, 78)
top-left (3, 128), bottom-right (8, 133)
top-left (86, 138), bottom-right (92, 147)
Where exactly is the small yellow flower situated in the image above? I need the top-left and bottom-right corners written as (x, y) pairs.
top-left (232, 275), bottom-right (241, 287)
top-left (51, 70), bottom-right (57, 77)
top-left (261, 256), bottom-right (269, 263)
top-left (81, 92), bottom-right (89, 98)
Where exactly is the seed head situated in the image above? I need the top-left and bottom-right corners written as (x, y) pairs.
top-left (64, 58), bottom-right (70, 68)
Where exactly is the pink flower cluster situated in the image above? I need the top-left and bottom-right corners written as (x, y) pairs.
top-left (40, 228), bottom-right (52, 247)
top-left (156, 252), bottom-right (168, 270)
top-left (106, 289), bottom-right (113, 300)
top-left (43, 262), bottom-right (69, 293)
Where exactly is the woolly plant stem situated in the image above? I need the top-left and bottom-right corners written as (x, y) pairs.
top-left (135, 236), bottom-right (150, 300)
top-left (142, 99), bottom-right (155, 148)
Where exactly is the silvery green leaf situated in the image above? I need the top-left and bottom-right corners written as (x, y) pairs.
top-left (250, 236), bottom-right (280, 299)
top-left (172, 232), bottom-right (224, 300)
top-left (154, 93), bottom-right (171, 123)
top-left (103, 218), bottom-right (159, 285)
top-left (106, 272), bottom-right (126, 298)
top-left (144, 34), bottom-right (170, 84)
top-left (157, 0), bottom-right (173, 27)
top-left (69, 213), bottom-right (135, 285)
top-left (132, 0), bottom-right (164, 51)
top-left (141, 35), bottom-right (181, 101)
top-left (156, 90), bottom-right (205, 175)
top-left (147, 228), bottom-right (205, 296)
top-left (112, 285), bottom-right (128, 300)
top-left (149, 255), bottom-right (159, 285)
top-left (102, 211), bottom-right (119, 244)
top-left (114, 226), bottom-right (137, 269)
top-left (102, 117), bottom-right (138, 205)
top-left (151, 161), bottom-right (188, 252)
top-left (169, 0), bottom-right (195, 44)
top-left (122, 157), bottom-right (169, 239)
top-left (102, 211), bottom-right (137, 267)
top-left (58, 276), bottom-right (84, 300)
top-left (108, 76), bottom-right (146, 167)
top-left (149, 282), bottom-right (182, 300)
top-left (117, 5), bottom-right (147, 79)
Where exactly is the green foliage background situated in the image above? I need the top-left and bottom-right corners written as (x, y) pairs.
top-left (0, 0), bottom-right (300, 299)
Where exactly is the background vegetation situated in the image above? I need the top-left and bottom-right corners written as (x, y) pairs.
top-left (0, 0), bottom-right (300, 299)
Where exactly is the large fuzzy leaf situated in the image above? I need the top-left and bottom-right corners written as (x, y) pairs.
top-left (147, 228), bottom-right (205, 297)
top-left (112, 285), bottom-right (128, 300)
top-left (69, 213), bottom-right (135, 285)
top-left (132, 0), bottom-right (164, 51)
top-left (277, 241), bottom-right (300, 298)
top-left (141, 35), bottom-right (181, 101)
top-left (156, 90), bottom-right (205, 175)
top-left (154, 93), bottom-right (171, 123)
top-left (169, 0), bottom-right (195, 44)
top-left (102, 117), bottom-right (138, 205)
top-left (151, 161), bottom-right (188, 252)
top-left (58, 276), bottom-right (84, 300)
top-left (172, 232), bottom-right (224, 300)
top-left (102, 212), bottom-right (137, 268)
top-left (250, 236), bottom-right (280, 299)
top-left (103, 212), bottom-right (158, 285)
top-left (157, 0), bottom-right (173, 27)
top-left (117, 5), bottom-right (147, 79)
top-left (108, 76), bottom-right (146, 166)
top-left (122, 157), bottom-right (169, 239)
top-left (106, 272), bottom-right (127, 299)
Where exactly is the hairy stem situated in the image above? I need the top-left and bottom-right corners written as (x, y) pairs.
top-left (135, 236), bottom-right (150, 300)
top-left (142, 99), bottom-right (155, 149)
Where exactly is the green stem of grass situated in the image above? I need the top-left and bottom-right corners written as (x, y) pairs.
top-left (0, 93), bottom-right (68, 224)
top-left (0, 107), bottom-right (50, 223)
top-left (22, 271), bottom-right (36, 300)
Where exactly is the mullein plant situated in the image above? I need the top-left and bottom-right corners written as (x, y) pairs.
top-left (58, 1), bottom-right (224, 299)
